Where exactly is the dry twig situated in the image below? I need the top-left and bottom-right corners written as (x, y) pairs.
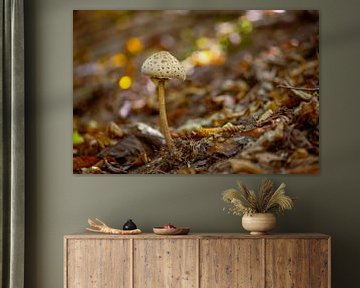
top-left (86, 218), bottom-right (142, 235)
top-left (277, 84), bottom-right (319, 92)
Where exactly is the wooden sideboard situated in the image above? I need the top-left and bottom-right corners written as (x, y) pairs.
top-left (64, 233), bottom-right (330, 288)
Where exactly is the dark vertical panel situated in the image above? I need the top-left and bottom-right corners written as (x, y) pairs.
top-left (1, 0), bottom-right (25, 287)
top-left (0, 1), bottom-right (4, 284)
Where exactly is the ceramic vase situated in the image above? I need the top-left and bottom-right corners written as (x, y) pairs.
top-left (242, 213), bottom-right (276, 235)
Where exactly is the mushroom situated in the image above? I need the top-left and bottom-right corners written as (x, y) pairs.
top-left (141, 51), bottom-right (186, 151)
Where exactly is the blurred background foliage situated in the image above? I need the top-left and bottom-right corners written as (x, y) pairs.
top-left (74, 10), bottom-right (310, 122)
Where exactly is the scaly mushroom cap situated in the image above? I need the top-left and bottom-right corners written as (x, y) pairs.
top-left (141, 51), bottom-right (186, 81)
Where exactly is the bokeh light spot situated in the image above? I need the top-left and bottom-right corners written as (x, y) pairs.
top-left (72, 130), bottom-right (84, 145)
top-left (111, 53), bottom-right (127, 67)
top-left (118, 76), bottom-right (132, 89)
top-left (196, 37), bottom-right (210, 49)
top-left (126, 37), bottom-right (144, 54)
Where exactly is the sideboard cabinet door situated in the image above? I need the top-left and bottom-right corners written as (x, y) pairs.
top-left (66, 239), bottom-right (131, 288)
top-left (310, 239), bottom-right (330, 288)
top-left (134, 239), bottom-right (198, 288)
top-left (265, 239), bottom-right (329, 288)
top-left (200, 239), bottom-right (264, 288)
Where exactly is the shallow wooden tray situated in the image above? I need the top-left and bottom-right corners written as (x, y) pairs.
top-left (153, 227), bottom-right (190, 235)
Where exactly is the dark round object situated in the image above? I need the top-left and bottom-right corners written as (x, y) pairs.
top-left (123, 219), bottom-right (137, 230)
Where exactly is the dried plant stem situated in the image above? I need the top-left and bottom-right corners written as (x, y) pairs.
top-left (189, 125), bottom-right (271, 139)
top-left (158, 79), bottom-right (174, 151)
top-left (222, 179), bottom-right (294, 216)
top-left (86, 218), bottom-right (142, 235)
top-left (194, 125), bottom-right (246, 137)
top-left (277, 84), bottom-right (319, 91)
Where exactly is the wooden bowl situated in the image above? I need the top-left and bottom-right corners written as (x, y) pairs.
top-left (153, 227), bottom-right (190, 235)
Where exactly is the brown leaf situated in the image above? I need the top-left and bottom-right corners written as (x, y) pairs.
top-left (208, 139), bottom-right (240, 157)
top-left (295, 97), bottom-right (319, 127)
top-left (285, 164), bottom-right (319, 174)
top-left (73, 156), bottom-right (99, 171)
top-left (229, 159), bottom-right (268, 174)
top-left (94, 132), bottom-right (111, 149)
top-left (106, 121), bottom-right (124, 139)
top-left (253, 152), bottom-right (284, 166)
top-left (98, 131), bottom-right (163, 170)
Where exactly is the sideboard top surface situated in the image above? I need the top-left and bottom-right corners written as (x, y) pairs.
top-left (64, 232), bottom-right (330, 240)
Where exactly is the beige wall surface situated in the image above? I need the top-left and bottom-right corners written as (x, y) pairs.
top-left (24, 0), bottom-right (360, 287)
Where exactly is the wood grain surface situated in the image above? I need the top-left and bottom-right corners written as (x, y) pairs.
top-left (133, 239), bottom-right (198, 288)
top-left (200, 239), bottom-right (264, 288)
top-left (64, 234), bottom-right (330, 288)
top-left (265, 239), bottom-right (310, 287)
top-left (66, 239), bottom-right (131, 288)
top-left (309, 239), bottom-right (330, 288)
top-left (65, 233), bottom-right (330, 240)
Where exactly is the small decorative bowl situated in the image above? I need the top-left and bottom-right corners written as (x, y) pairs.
top-left (153, 227), bottom-right (190, 235)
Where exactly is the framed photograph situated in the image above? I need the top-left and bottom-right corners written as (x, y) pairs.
top-left (73, 10), bottom-right (319, 174)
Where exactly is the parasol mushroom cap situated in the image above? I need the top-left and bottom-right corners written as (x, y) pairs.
top-left (141, 51), bottom-right (186, 81)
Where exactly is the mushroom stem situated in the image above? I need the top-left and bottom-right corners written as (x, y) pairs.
top-left (157, 79), bottom-right (174, 151)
